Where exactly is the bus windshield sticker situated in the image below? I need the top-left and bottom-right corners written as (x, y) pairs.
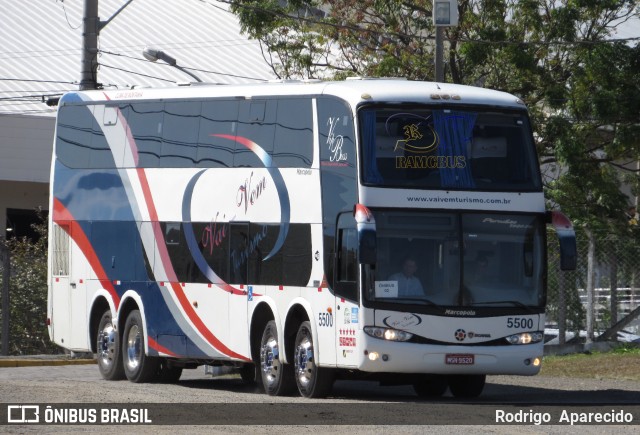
top-left (375, 281), bottom-right (398, 298)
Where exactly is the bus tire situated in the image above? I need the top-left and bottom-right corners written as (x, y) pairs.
top-left (122, 310), bottom-right (158, 383)
top-left (293, 321), bottom-right (334, 398)
top-left (259, 320), bottom-right (295, 396)
top-left (448, 374), bottom-right (486, 398)
top-left (96, 309), bottom-right (125, 380)
top-left (413, 374), bottom-right (448, 398)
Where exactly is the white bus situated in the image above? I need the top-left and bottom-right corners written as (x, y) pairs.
top-left (47, 79), bottom-right (576, 398)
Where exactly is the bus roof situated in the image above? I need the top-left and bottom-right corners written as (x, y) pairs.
top-left (60, 78), bottom-right (527, 110)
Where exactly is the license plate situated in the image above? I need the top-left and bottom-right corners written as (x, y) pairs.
top-left (445, 354), bottom-right (474, 365)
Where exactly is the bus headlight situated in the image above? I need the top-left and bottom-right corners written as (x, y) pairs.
top-left (364, 326), bottom-right (413, 342)
top-left (505, 331), bottom-right (543, 345)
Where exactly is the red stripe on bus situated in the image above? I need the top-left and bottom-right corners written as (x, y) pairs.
top-left (148, 336), bottom-right (179, 357)
top-left (134, 168), bottom-right (249, 361)
top-left (53, 198), bottom-right (120, 309)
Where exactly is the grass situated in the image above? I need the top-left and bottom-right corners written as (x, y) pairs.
top-left (540, 345), bottom-right (640, 381)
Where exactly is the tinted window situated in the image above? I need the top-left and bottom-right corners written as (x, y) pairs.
top-left (56, 105), bottom-right (92, 168)
top-left (273, 99), bottom-right (313, 167)
top-left (126, 103), bottom-right (163, 167)
top-left (247, 223), bottom-right (312, 286)
top-left (161, 102), bottom-right (200, 167)
top-left (229, 223), bottom-right (250, 284)
top-left (197, 100), bottom-right (238, 168)
top-left (88, 105), bottom-right (116, 168)
top-left (234, 100), bottom-right (276, 168)
top-left (360, 106), bottom-right (541, 191)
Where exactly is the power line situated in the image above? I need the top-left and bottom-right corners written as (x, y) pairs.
top-left (99, 50), bottom-right (268, 82)
top-left (57, 0), bottom-right (82, 30)
top-left (0, 77), bottom-right (78, 85)
top-left (98, 63), bottom-right (176, 83)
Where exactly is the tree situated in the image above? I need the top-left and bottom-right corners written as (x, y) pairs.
top-left (0, 213), bottom-right (57, 355)
top-left (230, 0), bottom-right (640, 341)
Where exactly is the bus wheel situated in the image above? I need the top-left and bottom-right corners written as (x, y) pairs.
top-left (293, 321), bottom-right (334, 398)
top-left (96, 310), bottom-right (125, 380)
top-left (157, 359), bottom-right (182, 383)
top-left (413, 374), bottom-right (448, 398)
top-left (448, 374), bottom-right (486, 398)
top-left (259, 320), bottom-right (295, 395)
top-left (122, 310), bottom-right (158, 383)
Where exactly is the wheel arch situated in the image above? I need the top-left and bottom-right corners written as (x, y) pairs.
top-left (249, 301), bottom-right (276, 363)
top-left (283, 299), bottom-right (315, 365)
top-left (116, 291), bottom-right (148, 353)
top-left (88, 290), bottom-right (117, 353)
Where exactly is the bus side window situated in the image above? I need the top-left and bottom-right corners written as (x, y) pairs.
top-left (56, 105), bottom-right (92, 168)
top-left (272, 98), bottom-right (313, 168)
top-left (235, 100), bottom-right (276, 168)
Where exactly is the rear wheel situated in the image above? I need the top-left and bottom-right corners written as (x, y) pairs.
top-left (96, 310), bottom-right (125, 380)
top-left (448, 374), bottom-right (486, 398)
top-left (412, 374), bottom-right (448, 398)
top-left (293, 321), bottom-right (334, 398)
top-left (259, 320), bottom-right (295, 395)
top-left (122, 310), bottom-right (158, 383)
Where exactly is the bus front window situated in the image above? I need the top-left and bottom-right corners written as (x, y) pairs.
top-left (369, 211), bottom-right (544, 309)
top-left (359, 106), bottom-right (541, 191)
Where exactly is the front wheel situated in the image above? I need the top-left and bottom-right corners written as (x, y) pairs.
top-left (122, 310), bottom-right (158, 383)
top-left (448, 374), bottom-right (486, 398)
top-left (293, 321), bottom-right (334, 398)
top-left (96, 309), bottom-right (125, 380)
top-left (259, 320), bottom-right (295, 396)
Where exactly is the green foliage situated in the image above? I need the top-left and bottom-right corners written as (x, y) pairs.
top-left (0, 214), bottom-right (58, 355)
top-left (230, 0), bottom-right (640, 236)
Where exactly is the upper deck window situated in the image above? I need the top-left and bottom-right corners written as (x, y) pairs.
top-left (359, 105), bottom-right (541, 191)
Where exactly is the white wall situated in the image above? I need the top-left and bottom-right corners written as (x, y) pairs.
top-left (0, 114), bottom-right (54, 183)
top-left (0, 114), bottom-right (53, 235)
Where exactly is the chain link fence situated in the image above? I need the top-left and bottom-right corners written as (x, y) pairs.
top-left (547, 229), bottom-right (640, 344)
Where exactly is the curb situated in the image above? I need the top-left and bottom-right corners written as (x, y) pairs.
top-left (0, 359), bottom-right (96, 368)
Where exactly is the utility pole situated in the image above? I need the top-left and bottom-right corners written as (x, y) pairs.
top-left (80, 0), bottom-right (99, 90)
top-left (79, 0), bottom-right (134, 90)
top-left (435, 27), bottom-right (444, 83)
top-left (433, 1), bottom-right (458, 83)
top-left (1, 238), bottom-right (9, 356)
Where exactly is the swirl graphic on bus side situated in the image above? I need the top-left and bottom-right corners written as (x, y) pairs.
top-left (181, 135), bottom-right (291, 287)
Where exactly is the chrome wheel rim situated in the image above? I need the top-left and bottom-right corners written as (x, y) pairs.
top-left (294, 331), bottom-right (314, 388)
top-left (125, 324), bottom-right (142, 371)
top-left (98, 322), bottom-right (117, 368)
top-left (260, 335), bottom-right (281, 387)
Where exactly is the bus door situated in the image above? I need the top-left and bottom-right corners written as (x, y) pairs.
top-left (334, 213), bottom-right (360, 367)
top-left (228, 222), bottom-right (251, 357)
top-left (50, 222), bottom-right (88, 350)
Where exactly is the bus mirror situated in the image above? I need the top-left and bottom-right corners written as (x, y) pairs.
top-left (358, 229), bottom-right (377, 264)
top-left (547, 211), bottom-right (577, 271)
top-left (354, 204), bottom-right (377, 264)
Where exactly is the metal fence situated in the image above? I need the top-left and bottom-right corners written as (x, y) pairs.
top-left (546, 230), bottom-right (640, 343)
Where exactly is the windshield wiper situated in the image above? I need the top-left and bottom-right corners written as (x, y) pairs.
top-left (470, 300), bottom-right (536, 313)
top-left (377, 297), bottom-right (440, 307)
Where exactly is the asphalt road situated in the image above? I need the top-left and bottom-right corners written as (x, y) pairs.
top-left (0, 364), bottom-right (638, 433)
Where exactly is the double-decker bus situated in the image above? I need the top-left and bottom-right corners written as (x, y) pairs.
top-left (47, 78), bottom-right (576, 398)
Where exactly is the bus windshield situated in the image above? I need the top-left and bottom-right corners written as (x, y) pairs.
top-left (359, 105), bottom-right (541, 191)
top-left (369, 211), bottom-right (545, 308)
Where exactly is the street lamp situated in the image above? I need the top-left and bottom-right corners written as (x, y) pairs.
top-left (142, 46), bottom-right (204, 83)
top-left (433, 0), bottom-right (459, 83)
